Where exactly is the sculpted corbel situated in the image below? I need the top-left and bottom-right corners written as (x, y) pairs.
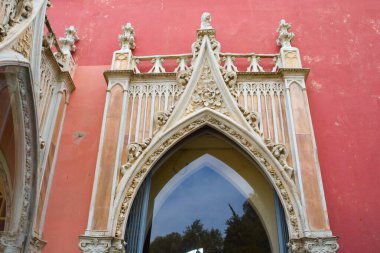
top-left (265, 139), bottom-right (294, 180)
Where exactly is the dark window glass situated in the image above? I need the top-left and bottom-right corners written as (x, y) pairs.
top-left (144, 158), bottom-right (271, 253)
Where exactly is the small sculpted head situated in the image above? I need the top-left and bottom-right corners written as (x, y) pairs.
top-left (201, 12), bottom-right (212, 29)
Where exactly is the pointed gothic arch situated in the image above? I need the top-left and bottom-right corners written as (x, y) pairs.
top-left (112, 109), bottom-right (304, 242)
top-left (81, 14), bottom-right (339, 253)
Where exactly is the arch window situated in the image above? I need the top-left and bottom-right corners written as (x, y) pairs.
top-left (125, 132), bottom-right (288, 253)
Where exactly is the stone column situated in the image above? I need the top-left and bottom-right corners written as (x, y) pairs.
top-left (79, 24), bottom-right (136, 252)
top-left (276, 19), bottom-right (338, 250)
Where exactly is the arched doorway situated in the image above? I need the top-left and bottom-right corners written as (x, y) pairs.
top-left (124, 129), bottom-right (288, 253)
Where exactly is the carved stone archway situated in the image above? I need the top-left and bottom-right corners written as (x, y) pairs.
top-left (112, 109), bottom-right (304, 242)
top-left (0, 60), bottom-right (39, 253)
top-left (81, 13), bottom-right (339, 253)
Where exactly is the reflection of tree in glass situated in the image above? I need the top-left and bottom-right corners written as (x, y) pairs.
top-left (182, 220), bottom-right (223, 253)
top-left (149, 201), bottom-right (270, 253)
top-left (149, 232), bottom-right (183, 253)
top-left (224, 201), bottom-right (271, 253)
top-left (149, 220), bottom-right (223, 253)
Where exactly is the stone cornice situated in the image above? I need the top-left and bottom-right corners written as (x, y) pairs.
top-left (238, 68), bottom-right (310, 79)
top-left (103, 70), bottom-right (176, 84)
top-left (103, 68), bottom-right (309, 84)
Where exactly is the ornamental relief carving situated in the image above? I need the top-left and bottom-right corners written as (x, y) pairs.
top-left (0, 0), bottom-right (33, 42)
top-left (17, 70), bottom-right (36, 240)
top-left (11, 25), bottom-right (32, 59)
top-left (186, 61), bottom-right (225, 114)
top-left (114, 113), bottom-right (301, 240)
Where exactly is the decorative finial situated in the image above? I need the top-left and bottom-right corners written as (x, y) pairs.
top-left (276, 19), bottom-right (294, 48)
top-left (59, 25), bottom-right (79, 54)
top-left (200, 12), bottom-right (212, 29)
top-left (119, 23), bottom-right (136, 51)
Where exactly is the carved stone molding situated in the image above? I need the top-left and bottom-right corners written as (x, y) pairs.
top-left (114, 112), bottom-right (302, 239)
top-left (16, 68), bottom-right (38, 250)
top-left (288, 237), bottom-right (339, 253)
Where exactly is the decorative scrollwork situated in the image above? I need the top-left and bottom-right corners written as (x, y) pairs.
top-left (265, 139), bottom-right (294, 180)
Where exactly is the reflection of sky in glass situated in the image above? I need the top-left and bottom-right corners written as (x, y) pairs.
top-left (150, 166), bottom-right (248, 241)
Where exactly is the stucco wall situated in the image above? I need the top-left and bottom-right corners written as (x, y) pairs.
top-left (43, 1), bottom-right (380, 252)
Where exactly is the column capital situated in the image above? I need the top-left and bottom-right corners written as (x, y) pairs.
top-left (79, 236), bottom-right (125, 253)
top-left (288, 236), bottom-right (339, 253)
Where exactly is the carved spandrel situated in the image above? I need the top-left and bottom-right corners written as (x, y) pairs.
top-left (186, 61), bottom-right (225, 114)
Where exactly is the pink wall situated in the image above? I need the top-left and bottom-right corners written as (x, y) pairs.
top-left (44, 0), bottom-right (380, 252)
